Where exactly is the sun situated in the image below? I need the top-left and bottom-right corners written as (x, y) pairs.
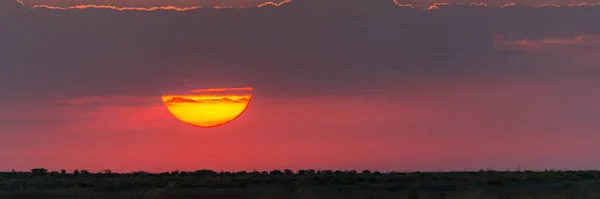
top-left (161, 87), bottom-right (252, 128)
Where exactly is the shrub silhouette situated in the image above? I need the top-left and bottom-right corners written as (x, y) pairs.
top-left (269, 170), bottom-right (283, 176)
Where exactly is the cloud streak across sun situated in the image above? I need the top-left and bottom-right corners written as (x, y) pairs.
top-left (163, 96), bottom-right (251, 104)
top-left (190, 87), bottom-right (253, 93)
top-left (17, 0), bottom-right (600, 11)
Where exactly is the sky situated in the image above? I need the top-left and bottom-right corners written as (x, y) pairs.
top-left (1, 0), bottom-right (600, 172)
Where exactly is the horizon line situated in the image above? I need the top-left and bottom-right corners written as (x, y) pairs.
top-left (7, 168), bottom-right (600, 174)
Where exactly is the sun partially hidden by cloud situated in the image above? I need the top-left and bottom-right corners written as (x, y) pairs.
top-left (161, 87), bottom-right (252, 128)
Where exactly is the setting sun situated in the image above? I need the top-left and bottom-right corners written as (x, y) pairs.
top-left (161, 87), bottom-right (252, 128)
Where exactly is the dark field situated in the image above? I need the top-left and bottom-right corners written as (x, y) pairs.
top-left (2, 169), bottom-right (600, 199)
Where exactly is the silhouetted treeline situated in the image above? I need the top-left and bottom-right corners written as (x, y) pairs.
top-left (2, 168), bottom-right (600, 198)
top-left (5, 168), bottom-right (600, 179)
top-left (2, 168), bottom-right (600, 187)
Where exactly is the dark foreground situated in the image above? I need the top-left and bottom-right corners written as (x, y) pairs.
top-left (2, 169), bottom-right (600, 199)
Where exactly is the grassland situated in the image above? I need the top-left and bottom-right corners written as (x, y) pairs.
top-left (2, 169), bottom-right (600, 199)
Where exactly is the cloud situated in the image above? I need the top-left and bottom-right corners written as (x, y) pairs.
top-left (257, 0), bottom-right (291, 7)
top-left (469, 2), bottom-right (488, 7)
top-left (568, 2), bottom-right (600, 7)
top-left (494, 34), bottom-right (600, 49)
top-left (30, 4), bottom-right (204, 11)
top-left (50, 93), bottom-right (251, 109)
top-left (427, 2), bottom-right (451, 10)
top-left (494, 34), bottom-right (600, 63)
top-left (54, 96), bottom-right (160, 107)
top-left (21, 0), bottom-right (294, 11)
top-left (1, 0), bottom-right (600, 101)
top-left (190, 87), bottom-right (253, 93)
top-left (20, 0), bottom-right (288, 8)
top-left (164, 97), bottom-right (198, 103)
top-left (163, 96), bottom-right (251, 104)
top-left (538, 3), bottom-right (561, 7)
top-left (500, 2), bottom-right (516, 7)
top-left (392, 0), bottom-right (415, 8)
top-left (17, 0), bottom-right (600, 11)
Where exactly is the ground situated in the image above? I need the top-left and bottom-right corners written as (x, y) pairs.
top-left (1, 169), bottom-right (600, 199)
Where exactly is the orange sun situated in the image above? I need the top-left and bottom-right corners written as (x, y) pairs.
top-left (161, 87), bottom-right (252, 128)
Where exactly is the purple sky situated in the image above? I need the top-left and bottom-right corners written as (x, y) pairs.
top-left (1, 0), bottom-right (599, 172)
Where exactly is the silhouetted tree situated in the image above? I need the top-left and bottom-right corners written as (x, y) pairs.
top-left (321, 170), bottom-right (334, 175)
top-left (249, 171), bottom-right (261, 177)
top-left (50, 171), bottom-right (59, 176)
top-left (194, 169), bottom-right (218, 177)
top-left (284, 169), bottom-right (294, 176)
top-left (270, 170), bottom-right (283, 176)
top-left (219, 171), bottom-right (232, 177)
top-left (31, 168), bottom-right (48, 175)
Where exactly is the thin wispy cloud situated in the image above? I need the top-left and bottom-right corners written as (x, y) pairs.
top-left (494, 34), bottom-right (600, 63)
top-left (30, 4), bottom-right (204, 11)
top-left (494, 34), bottom-right (600, 52)
top-left (18, 0), bottom-right (600, 11)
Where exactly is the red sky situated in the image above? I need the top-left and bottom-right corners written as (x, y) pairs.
top-left (2, 79), bottom-right (599, 172)
top-left (1, 0), bottom-right (600, 172)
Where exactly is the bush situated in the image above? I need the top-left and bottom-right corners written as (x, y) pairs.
top-left (31, 168), bottom-right (48, 175)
